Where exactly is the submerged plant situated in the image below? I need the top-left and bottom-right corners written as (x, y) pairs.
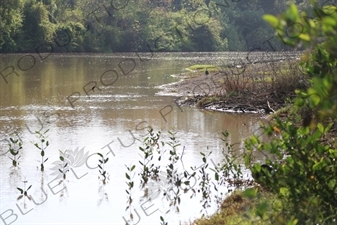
top-left (17, 180), bottom-right (32, 201)
top-left (139, 128), bottom-right (162, 188)
top-left (139, 129), bottom-right (197, 213)
top-left (160, 216), bottom-right (168, 225)
top-left (8, 135), bottom-right (23, 167)
top-left (97, 152), bottom-right (109, 184)
top-left (33, 129), bottom-right (49, 171)
top-left (197, 151), bottom-right (212, 213)
top-left (50, 150), bottom-right (70, 180)
top-left (125, 164), bottom-right (136, 209)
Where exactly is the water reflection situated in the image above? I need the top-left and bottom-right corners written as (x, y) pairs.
top-left (0, 52), bottom-right (276, 224)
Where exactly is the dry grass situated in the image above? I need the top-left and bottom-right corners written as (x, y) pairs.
top-left (196, 96), bottom-right (220, 108)
top-left (215, 60), bottom-right (307, 98)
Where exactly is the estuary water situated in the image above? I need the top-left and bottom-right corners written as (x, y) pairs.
top-left (0, 52), bottom-right (296, 225)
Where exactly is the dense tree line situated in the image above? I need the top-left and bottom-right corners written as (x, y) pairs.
top-left (0, 0), bottom-right (319, 52)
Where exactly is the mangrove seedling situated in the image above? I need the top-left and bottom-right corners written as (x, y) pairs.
top-left (160, 216), bottom-right (168, 225)
top-left (125, 164), bottom-right (136, 211)
top-left (8, 135), bottom-right (23, 167)
top-left (33, 129), bottom-right (49, 171)
top-left (17, 180), bottom-right (32, 201)
top-left (97, 152), bottom-right (109, 184)
top-left (58, 151), bottom-right (69, 179)
top-left (139, 128), bottom-right (162, 188)
top-left (50, 150), bottom-right (70, 180)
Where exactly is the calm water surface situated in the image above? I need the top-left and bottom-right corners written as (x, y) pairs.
top-left (0, 52), bottom-right (275, 225)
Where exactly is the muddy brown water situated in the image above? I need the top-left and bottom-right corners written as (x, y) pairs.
top-left (0, 52), bottom-right (295, 224)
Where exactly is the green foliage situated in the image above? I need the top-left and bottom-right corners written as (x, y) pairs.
top-left (125, 163), bottom-right (136, 220)
top-left (243, 2), bottom-right (337, 224)
top-left (57, 150), bottom-right (69, 179)
top-left (1, 0), bottom-right (302, 52)
top-left (8, 134), bottom-right (22, 167)
top-left (21, 1), bottom-right (55, 50)
top-left (97, 152), bottom-right (109, 184)
top-left (138, 127), bottom-right (161, 187)
top-left (188, 64), bottom-right (217, 70)
top-left (32, 129), bottom-right (49, 171)
top-left (225, 23), bottom-right (247, 51)
top-left (131, 128), bottom-right (252, 223)
top-left (0, 0), bottom-right (23, 52)
top-left (17, 180), bottom-right (32, 201)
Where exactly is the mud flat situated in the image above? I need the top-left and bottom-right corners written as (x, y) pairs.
top-left (156, 61), bottom-right (302, 114)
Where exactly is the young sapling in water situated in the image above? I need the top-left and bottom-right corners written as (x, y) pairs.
top-left (32, 129), bottom-right (50, 171)
top-left (17, 180), bottom-right (32, 201)
top-left (8, 135), bottom-right (22, 167)
top-left (97, 152), bottom-right (109, 184)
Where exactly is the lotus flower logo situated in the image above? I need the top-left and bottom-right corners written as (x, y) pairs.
top-left (144, 171), bottom-right (196, 201)
top-left (145, 171), bottom-right (173, 201)
top-left (50, 147), bottom-right (89, 179)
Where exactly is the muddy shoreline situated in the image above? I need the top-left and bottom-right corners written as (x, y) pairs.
top-left (156, 62), bottom-right (299, 114)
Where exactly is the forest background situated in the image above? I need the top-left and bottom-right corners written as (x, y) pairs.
top-left (0, 0), bottom-right (313, 53)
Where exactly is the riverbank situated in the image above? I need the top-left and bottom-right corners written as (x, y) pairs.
top-left (191, 187), bottom-right (279, 225)
top-left (156, 61), bottom-right (306, 114)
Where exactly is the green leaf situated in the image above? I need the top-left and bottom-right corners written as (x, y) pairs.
top-left (215, 172), bottom-right (219, 181)
top-left (299, 33), bottom-right (310, 41)
top-left (130, 165), bottom-right (136, 171)
top-left (126, 173), bottom-right (130, 179)
top-left (313, 159), bottom-right (326, 171)
top-left (317, 123), bottom-right (324, 133)
top-left (243, 188), bottom-right (257, 199)
top-left (97, 153), bottom-right (103, 157)
top-left (104, 158), bottom-right (109, 164)
top-left (263, 14), bottom-right (279, 27)
top-left (250, 136), bottom-right (259, 145)
top-left (324, 123), bottom-right (333, 133)
top-left (10, 149), bottom-right (19, 156)
top-left (256, 202), bottom-right (268, 218)
top-left (288, 4), bottom-right (299, 21)
top-left (280, 187), bottom-right (289, 196)
top-left (17, 188), bottom-right (23, 194)
top-left (308, 90), bottom-right (321, 107)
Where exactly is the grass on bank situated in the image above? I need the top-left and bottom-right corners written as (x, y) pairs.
top-left (196, 96), bottom-right (220, 107)
top-left (185, 60), bottom-right (308, 111)
top-left (192, 188), bottom-right (283, 225)
top-left (188, 64), bottom-right (219, 71)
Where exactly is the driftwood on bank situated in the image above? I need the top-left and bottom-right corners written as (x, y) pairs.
top-left (177, 96), bottom-right (279, 114)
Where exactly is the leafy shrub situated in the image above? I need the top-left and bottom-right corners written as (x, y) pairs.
top-left (243, 2), bottom-right (337, 224)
